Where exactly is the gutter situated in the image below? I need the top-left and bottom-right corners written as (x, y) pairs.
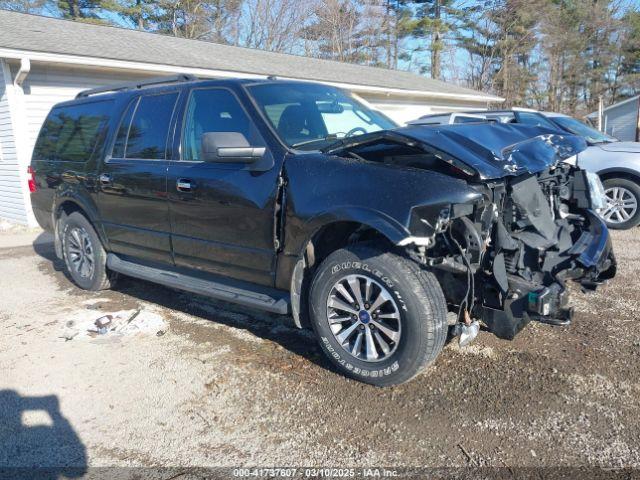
top-left (0, 47), bottom-right (505, 103)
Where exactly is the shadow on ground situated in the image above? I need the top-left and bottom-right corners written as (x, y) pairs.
top-left (0, 390), bottom-right (87, 479)
top-left (32, 233), bottom-right (74, 285)
top-left (32, 234), bottom-right (336, 375)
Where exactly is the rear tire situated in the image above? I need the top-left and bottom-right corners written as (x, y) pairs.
top-left (601, 177), bottom-right (640, 229)
top-left (309, 243), bottom-right (448, 386)
top-left (60, 212), bottom-right (116, 291)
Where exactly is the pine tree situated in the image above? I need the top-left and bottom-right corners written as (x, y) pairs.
top-left (102, 0), bottom-right (156, 29)
top-left (56, 0), bottom-right (103, 20)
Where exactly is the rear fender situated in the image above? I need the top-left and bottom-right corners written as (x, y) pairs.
top-left (52, 190), bottom-right (108, 257)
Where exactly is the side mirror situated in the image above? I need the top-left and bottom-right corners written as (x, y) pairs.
top-left (201, 132), bottom-right (266, 163)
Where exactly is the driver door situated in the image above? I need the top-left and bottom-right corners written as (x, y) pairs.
top-left (167, 87), bottom-right (282, 286)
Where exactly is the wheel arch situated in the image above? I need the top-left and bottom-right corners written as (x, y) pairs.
top-left (597, 167), bottom-right (640, 185)
top-left (288, 215), bottom-right (408, 329)
top-left (52, 196), bottom-right (107, 259)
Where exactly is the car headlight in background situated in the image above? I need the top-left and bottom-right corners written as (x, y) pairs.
top-left (586, 171), bottom-right (607, 211)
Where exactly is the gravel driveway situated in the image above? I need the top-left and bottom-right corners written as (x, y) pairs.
top-left (1, 225), bottom-right (639, 473)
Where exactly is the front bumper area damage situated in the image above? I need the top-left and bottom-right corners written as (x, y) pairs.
top-left (327, 123), bottom-right (616, 341)
top-left (418, 164), bottom-right (616, 340)
top-left (481, 210), bottom-right (615, 339)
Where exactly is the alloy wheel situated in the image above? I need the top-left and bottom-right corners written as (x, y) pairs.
top-left (325, 274), bottom-right (401, 362)
top-left (602, 186), bottom-right (638, 224)
top-left (67, 227), bottom-right (95, 279)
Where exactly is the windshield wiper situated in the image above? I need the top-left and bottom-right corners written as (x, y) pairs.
top-left (291, 135), bottom-right (338, 149)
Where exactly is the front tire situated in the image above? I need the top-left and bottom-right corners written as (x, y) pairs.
top-left (60, 212), bottom-right (116, 291)
top-left (309, 243), bottom-right (448, 386)
top-left (601, 178), bottom-right (640, 229)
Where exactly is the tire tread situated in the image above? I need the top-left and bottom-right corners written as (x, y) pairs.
top-left (60, 212), bottom-right (116, 291)
top-left (310, 242), bottom-right (448, 386)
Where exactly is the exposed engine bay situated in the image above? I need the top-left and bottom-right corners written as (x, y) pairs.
top-left (426, 164), bottom-right (616, 339)
top-left (327, 124), bottom-right (617, 341)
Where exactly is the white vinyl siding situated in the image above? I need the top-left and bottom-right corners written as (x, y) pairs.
top-left (603, 97), bottom-right (639, 142)
top-left (0, 59), bottom-right (29, 224)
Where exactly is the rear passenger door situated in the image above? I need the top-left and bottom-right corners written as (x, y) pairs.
top-left (97, 91), bottom-right (180, 265)
top-left (167, 87), bottom-right (282, 286)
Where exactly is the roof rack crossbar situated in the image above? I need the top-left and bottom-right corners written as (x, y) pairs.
top-left (76, 74), bottom-right (197, 98)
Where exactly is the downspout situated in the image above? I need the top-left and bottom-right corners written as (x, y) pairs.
top-left (14, 57), bottom-right (30, 87)
top-left (12, 57), bottom-right (36, 226)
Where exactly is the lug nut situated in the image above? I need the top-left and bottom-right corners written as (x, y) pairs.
top-left (364, 303), bottom-right (370, 309)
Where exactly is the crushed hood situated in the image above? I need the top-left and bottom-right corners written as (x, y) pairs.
top-left (596, 141), bottom-right (640, 153)
top-left (326, 123), bottom-right (587, 180)
top-left (397, 124), bottom-right (587, 179)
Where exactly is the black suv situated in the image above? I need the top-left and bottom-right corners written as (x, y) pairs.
top-left (30, 75), bottom-right (616, 386)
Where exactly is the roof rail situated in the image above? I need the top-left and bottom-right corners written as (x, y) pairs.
top-left (76, 74), bottom-right (197, 99)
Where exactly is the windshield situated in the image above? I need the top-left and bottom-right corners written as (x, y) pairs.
top-left (551, 116), bottom-right (618, 144)
top-left (482, 111), bottom-right (560, 130)
top-left (247, 83), bottom-right (397, 150)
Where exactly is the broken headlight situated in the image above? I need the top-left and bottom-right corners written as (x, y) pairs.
top-left (586, 171), bottom-right (607, 211)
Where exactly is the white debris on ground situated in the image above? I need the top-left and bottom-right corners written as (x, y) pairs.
top-left (60, 308), bottom-right (167, 341)
top-left (0, 218), bottom-right (16, 231)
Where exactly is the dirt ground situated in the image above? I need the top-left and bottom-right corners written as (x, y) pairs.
top-left (1, 223), bottom-right (639, 473)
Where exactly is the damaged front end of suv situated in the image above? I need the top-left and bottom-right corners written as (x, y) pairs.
top-left (326, 123), bottom-right (616, 342)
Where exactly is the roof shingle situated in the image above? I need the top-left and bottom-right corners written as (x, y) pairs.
top-left (0, 9), bottom-right (501, 101)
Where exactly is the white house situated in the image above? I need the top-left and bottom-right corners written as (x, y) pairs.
top-left (0, 10), bottom-right (503, 225)
top-left (587, 95), bottom-right (640, 143)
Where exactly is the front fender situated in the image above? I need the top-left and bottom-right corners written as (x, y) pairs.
top-left (595, 166), bottom-right (640, 182)
top-left (578, 148), bottom-right (640, 176)
top-left (282, 152), bottom-right (482, 257)
top-left (300, 206), bottom-right (409, 253)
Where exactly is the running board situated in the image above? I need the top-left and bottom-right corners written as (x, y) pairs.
top-left (106, 254), bottom-right (290, 315)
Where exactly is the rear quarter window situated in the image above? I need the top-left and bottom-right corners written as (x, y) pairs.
top-left (33, 100), bottom-right (114, 162)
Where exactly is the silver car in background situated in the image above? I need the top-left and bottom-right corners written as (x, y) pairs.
top-left (542, 112), bottom-right (640, 229)
top-left (410, 110), bottom-right (640, 229)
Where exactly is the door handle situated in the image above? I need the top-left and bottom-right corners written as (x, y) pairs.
top-left (176, 179), bottom-right (194, 192)
top-left (99, 173), bottom-right (112, 185)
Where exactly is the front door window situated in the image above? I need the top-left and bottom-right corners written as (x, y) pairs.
top-left (182, 88), bottom-right (258, 162)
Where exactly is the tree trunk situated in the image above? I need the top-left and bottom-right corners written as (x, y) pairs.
top-left (431, 0), bottom-right (441, 79)
top-left (67, 0), bottom-right (80, 19)
top-left (385, 1), bottom-right (392, 68)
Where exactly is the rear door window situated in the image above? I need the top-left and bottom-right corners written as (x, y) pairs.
top-left (33, 100), bottom-right (113, 162)
top-left (112, 92), bottom-right (179, 160)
